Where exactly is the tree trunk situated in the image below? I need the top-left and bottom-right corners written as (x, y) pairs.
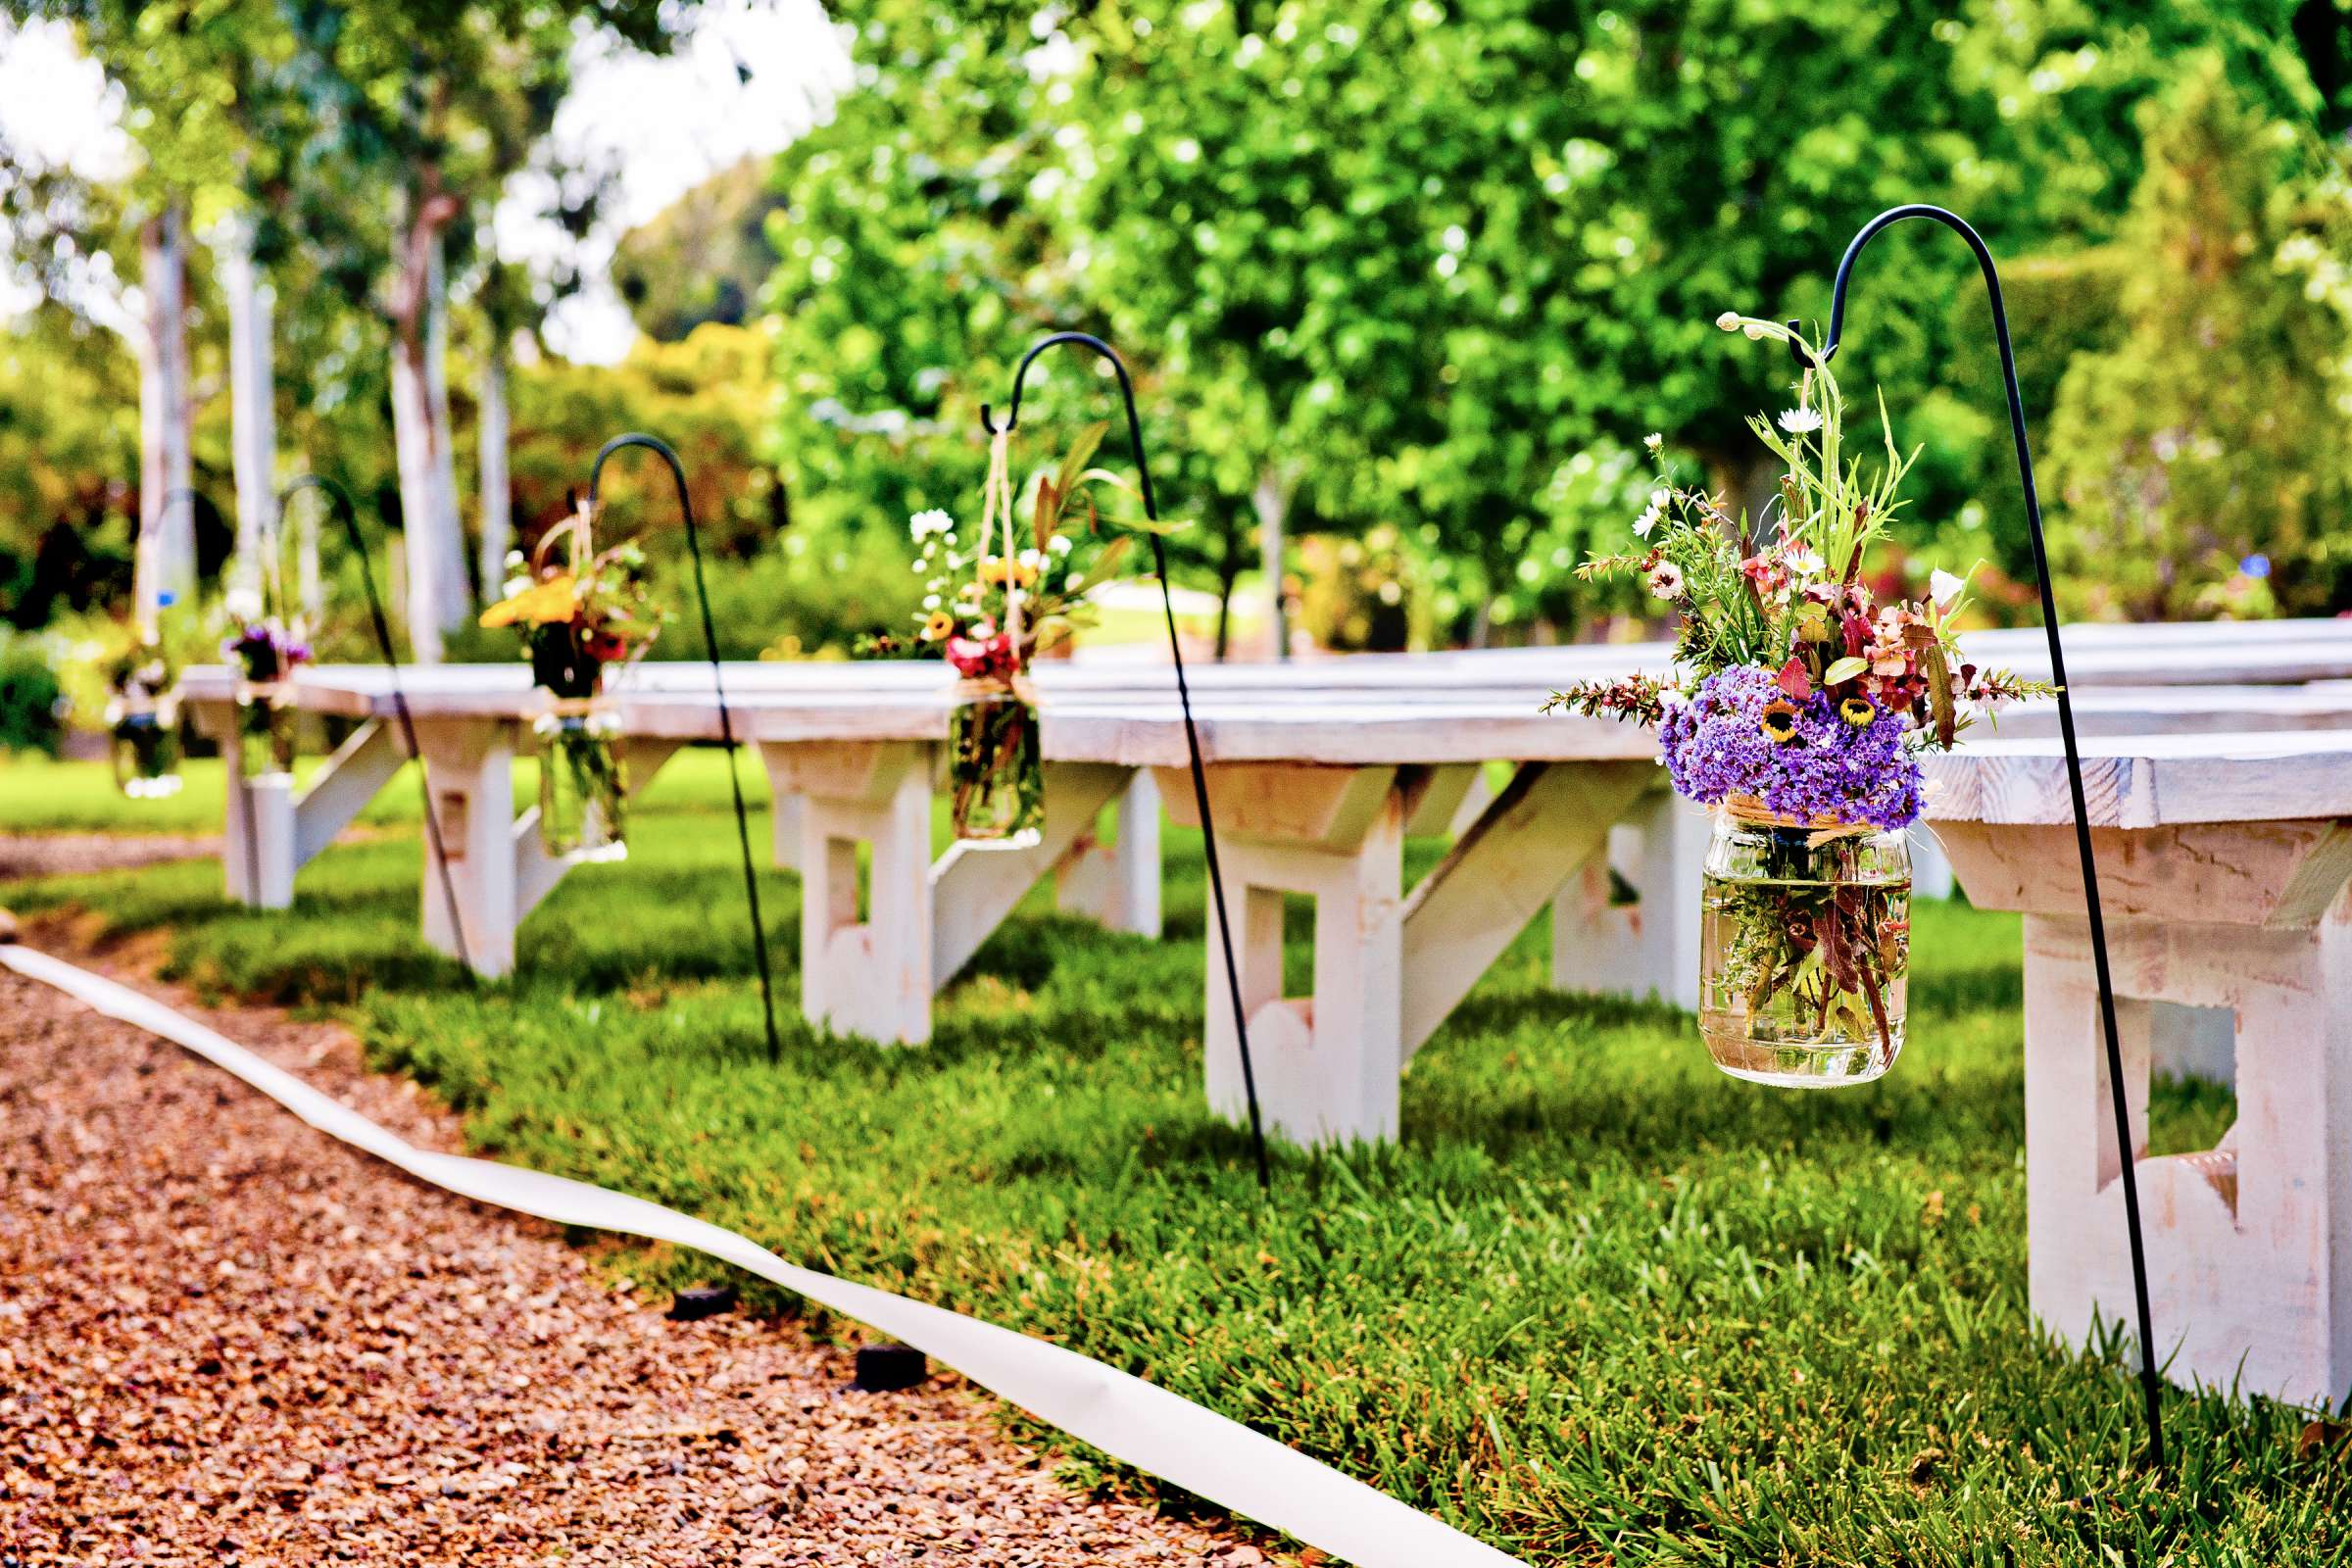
top-left (475, 334), bottom-right (512, 601)
top-left (425, 237), bottom-right (464, 589)
top-left (218, 216), bottom-right (277, 612)
top-left (388, 199), bottom-right (467, 662)
top-left (1251, 464), bottom-right (1291, 662)
top-left (134, 204), bottom-right (195, 633)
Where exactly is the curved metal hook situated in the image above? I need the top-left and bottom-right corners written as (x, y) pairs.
top-left (982, 332), bottom-right (1268, 1189)
top-left (1785, 203), bottom-right (2004, 369)
top-left (977, 331), bottom-right (1160, 522)
top-left (275, 471), bottom-right (473, 979)
top-left (585, 430), bottom-right (783, 1064)
top-left (1790, 202), bottom-right (2165, 1471)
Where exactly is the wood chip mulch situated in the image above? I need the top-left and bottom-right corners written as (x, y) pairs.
top-left (0, 957), bottom-right (1257, 1565)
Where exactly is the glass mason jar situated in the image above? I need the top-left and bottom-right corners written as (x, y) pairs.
top-left (948, 679), bottom-right (1044, 850)
top-left (110, 708), bottom-right (184, 799)
top-left (1698, 803), bottom-right (1912, 1088)
top-left (234, 682), bottom-right (299, 779)
top-left (537, 705), bottom-right (628, 861)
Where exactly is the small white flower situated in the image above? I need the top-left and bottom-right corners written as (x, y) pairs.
top-left (1018, 547), bottom-right (1044, 570)
top-left (922, 594), bottom-right (941, 611)
top-left (224, 585), bottom-right (264, 621)
top-left (909, 508), bottom-right (954, 540)
top-left (1777, 407), bottom-right (1823, 435)
top-left (1064, 574), bottom-right (1084, 592)
top-left (1633, 503), bottom-right (1663, 539)
top-left (1785, 546), bottom-right (1825, 578)
top-left (1049, 534), bottom-right (1073, 557)
top-left (1647, 561), bottom-right (1686, 600)
top-left (1930, 567), bottom-right (1968, 608)
top-left (1643, 432), bottom-right (1663, 453)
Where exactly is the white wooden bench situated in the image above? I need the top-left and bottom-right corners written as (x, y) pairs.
top-left (1928, 731), bottom-right (2352, 1408)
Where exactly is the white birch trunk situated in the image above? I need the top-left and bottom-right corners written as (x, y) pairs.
top-left (424, 237), bottom-right (464, 593)
top-left (218, 216), bottom-right (277, 609)
top-left (134, 205), bottom-right (195, 632)
top-left (476, 338), bottom-right (512, 600)
top-left (1252, 464), bottom-right (1290, 662)
top-left (389, 226), bottom-right (469, 662)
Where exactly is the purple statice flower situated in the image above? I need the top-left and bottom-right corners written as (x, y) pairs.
top-left (1658, 664), bottom-right (1924, 830)
top-left (223, 622), bottom-right (313, 684)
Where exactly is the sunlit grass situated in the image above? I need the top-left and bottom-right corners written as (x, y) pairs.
top-left (9, 766), bottom-right (2345, 1564)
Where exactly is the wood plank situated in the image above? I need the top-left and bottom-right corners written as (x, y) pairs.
top-left (291, 718), bottom-right (405, 867)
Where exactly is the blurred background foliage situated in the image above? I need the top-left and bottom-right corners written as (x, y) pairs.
top-left (3, 0), bottom-right (2349, 727)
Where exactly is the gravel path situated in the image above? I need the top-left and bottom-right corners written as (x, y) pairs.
top-left (0, 833), bottom-right (222, 880)
top-left (0, 956), bottom-right (1255, 1565)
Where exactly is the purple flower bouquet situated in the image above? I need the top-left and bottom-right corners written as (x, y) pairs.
top-left (1547, 314), bottom-right (2047, 1086)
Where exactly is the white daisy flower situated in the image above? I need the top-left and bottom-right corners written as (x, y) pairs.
top-left (909, 508), bottom-right (954, 540)
top-left (1049, 534), bottom-right (1073, 557)
top-left (1777, 407), bottom-right (1823, 435)
top-left (1643, 432), bottom-right (1663, 453)
top-left (1634, 503), bottom-right (1663, 539)
top-left (1930, 567), bottom-right (1968, 608)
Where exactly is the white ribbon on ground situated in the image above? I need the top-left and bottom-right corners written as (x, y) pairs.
top-left (3, 943), bottom-right (1524, 1568)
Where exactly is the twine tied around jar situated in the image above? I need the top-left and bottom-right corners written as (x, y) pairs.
top-left (1719, 794), bottom-right (1879, 847)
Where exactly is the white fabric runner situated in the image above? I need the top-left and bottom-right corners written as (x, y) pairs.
top-left (3, 943), bottom-right (1524, 1568)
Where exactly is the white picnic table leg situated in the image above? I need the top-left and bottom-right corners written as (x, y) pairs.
top-left (414, 717), bottom-right (517, 979)
top-left (1549, 783), bottom-right (1705, 1010)
top-left (1940, 818), bottom-right (2352, 1406)
top-left (196, 701), bottom-right (295, 909)
top-left (773, 741), bottom-right (936, 1046)
top-left (1054, 769), bottom-right (1162, 937)
top-left (768, 791), bottom-right (803, 871)
top-left (1163, 763), bottom-right (1405, 1146)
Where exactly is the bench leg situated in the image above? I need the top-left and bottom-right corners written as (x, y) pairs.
top-left (770, 791), bottom-right (802, 872)
top-left (1203, 795), bottom-right (1406, 1146)
top-left (1550, 786), bottom-right (1706, 1010)
top-left (1054, 769), bottom-right (1162, 937)
top-left (2024, 908), bottom-right (2352, 1405)
top-left (223, 772), bottom-right (297, 910)
top-left (415, 720), bottom-right (517, 979)
top-left (796, 744), bottom-right (934, 1045)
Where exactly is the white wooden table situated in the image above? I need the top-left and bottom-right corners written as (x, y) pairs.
top-left (1928, 731), bottom-right (2352, 1408)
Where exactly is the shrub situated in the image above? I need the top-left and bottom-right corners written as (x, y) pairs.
top-left (0, 634), bottom-right (65, 756)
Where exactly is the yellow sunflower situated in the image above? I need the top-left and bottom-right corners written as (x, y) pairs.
top-left (1839, 695), bottom-right (1877, 727)
top-left (479, 573), bottom-right (579, 628)
top-left (1759, 699), bottom-right (1800, 743)
top-left (919, 609), bottom-right (956, 642)
top-left (977, 556), bottom-right (1039, 588)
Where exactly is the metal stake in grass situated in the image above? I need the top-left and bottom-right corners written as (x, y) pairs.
top-left (277, 474), bottom-right (472, 977)
top-left (1793, 204), bottom-right (2165, 1472)
top-left (585, 433), bottom-right (783, 1064)
top-left (981, 334), bottom-right (1271, 1192)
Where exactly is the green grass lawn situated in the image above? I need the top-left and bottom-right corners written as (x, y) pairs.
top-left (6, 757), bottom-right (2344, 1564)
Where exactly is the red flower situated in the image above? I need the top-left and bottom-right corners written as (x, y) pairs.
top-left (946, 632), bottom-right (1019, 681)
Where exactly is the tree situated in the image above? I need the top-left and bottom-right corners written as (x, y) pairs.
top-left (613, 158), bottom-right (790, 341)
top-left (2044, 53), bottom-right (2352, 617)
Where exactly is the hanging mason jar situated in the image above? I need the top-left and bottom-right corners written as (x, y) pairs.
top-left (109, 702), bottom-right (183, 799)
top-left (1697, 800), bottom-right (1911, 1088)
top-left (948, 676), bottom-right (1044, 850)
top-left (233, 681), bottom-right (299, 780)
top-left (536, 701), bottom-right (628, 861)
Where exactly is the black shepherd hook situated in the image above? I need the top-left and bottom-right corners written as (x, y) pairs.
top-left (277, 475), bottom-right (472, 977)
top-left (1792, 204), bottom-right (2165, 1470)
top-left (587, 433), bottom-right (783, 1064)
top-left (983, 331), bottom-right (1271, 1190)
